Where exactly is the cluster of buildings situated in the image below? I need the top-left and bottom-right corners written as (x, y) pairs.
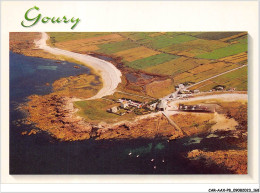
top-left (178, 104), bottom-right (216, 113)
top-left (118, 99), bottom-right (143, 109)
top-left (107, 106), bottom-right (120, 114)
top-left (209, 86), bottom-right (236, 92)
top-left (107, 98), bottom-right (167, 115)
top-left (107, 98), bottom-right (144, 115)
top-left (176, 84), bottom-right (200, 94)
top-left (156, 100), bottom-right (167, 111)
top-left (106, 82), bottom-right (233, 116)
top-left (168, 84), bottom-right (200, 100)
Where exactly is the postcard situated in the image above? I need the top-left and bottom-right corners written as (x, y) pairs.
top-left (1, 1), bottom-right (259, 192)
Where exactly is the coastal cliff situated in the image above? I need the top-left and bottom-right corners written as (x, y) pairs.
top-left (187, 149), bottom-right (247, 174)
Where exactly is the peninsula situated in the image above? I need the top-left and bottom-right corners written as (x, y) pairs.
top-left (10, 32), bottom-right (248, 174)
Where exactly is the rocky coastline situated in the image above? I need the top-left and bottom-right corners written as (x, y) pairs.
top-left (187, 149), bottom-right (247, 174)
top-left (11, 32), bottom-right (248, 174)
top-left (22, 92), bottom-right (184, 141)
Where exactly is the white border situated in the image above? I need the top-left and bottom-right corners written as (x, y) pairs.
top-left (1, 0), bottom-right (259, 190)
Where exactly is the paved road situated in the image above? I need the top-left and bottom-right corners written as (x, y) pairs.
top-left (162, 65), bottom-right (247, 101)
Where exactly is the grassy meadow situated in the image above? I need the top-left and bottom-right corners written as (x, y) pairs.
top-left (74, 99), bottom-right (136, 124)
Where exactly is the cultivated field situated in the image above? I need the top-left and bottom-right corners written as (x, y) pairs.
top-left (124, 53), bottom-right (179, 69)
top-left (219, 52), bottom-right (247, 64)
top-left (197, 42), bottom-right (247, 59)
top-left (47, 32), bottom-right (248, 97)
top-left (188, 66), bottom-right (247, 91)
top-left (114, 46), bottom-right (160, 62)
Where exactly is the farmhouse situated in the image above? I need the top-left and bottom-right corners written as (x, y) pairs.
top-left (177, 84), bottom-right (185, 90)
top-left (148, 102), bottom-right (157, 111)
top-left (178, 104), bottom-right (216, 113)
top-left (119, 99), bottom-right (143, 108)
top-left (108, 106), bottom-right (118, 113)
top-left (213, 85), bottom-right (225, 91)
top-left (157, 100), bottom-right (167, 111)
top-left (120, 101), bottom-right (129, 108)
top-left (228, 88), bottom-right (236, 91)
top-left (178, 89), bottom-right (191, 94)
top-left (169, 92), bottom-right (177, 99)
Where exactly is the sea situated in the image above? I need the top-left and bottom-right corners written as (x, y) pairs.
top-left (9, 52), bottom-right (234, 174)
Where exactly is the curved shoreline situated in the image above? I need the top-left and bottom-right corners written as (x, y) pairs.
top-left (35, 32), bottom-right (122, 99)
top-left (11, 32), bottom-right (248, 174)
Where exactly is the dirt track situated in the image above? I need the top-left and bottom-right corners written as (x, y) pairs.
top-left (186, 65), bottom-right (247, 89)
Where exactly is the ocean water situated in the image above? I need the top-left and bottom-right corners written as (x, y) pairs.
top-left (9, 52), bottom-right (235, 174)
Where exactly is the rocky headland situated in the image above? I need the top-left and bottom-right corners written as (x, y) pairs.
top-left (187, 149), bottom-right (247, 174)
top-left (12, 32), bottom-right (248, 174)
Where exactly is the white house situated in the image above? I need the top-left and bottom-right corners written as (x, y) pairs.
top-left (120, 101), bottom-right (129, 108)
top-left (157, 100), bottom-right (167, 111)
top-left (148, 103), bottom-right (157, 111)
top-left (110, 106), bottom-right (118, 113)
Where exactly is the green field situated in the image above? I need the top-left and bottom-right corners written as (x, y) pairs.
top-left (119, 33), bottom-right (197, 49)
top-left (197, 42), bottom-right (247, 59)
top-left (48, 32), bottom-right (111, 43)
top-left (74, 99), bottom-right (117, 121)
top-left (97, 40), bottom-right (139, 54)
top-left (189, 66), bottom-right (247, 91)
top-left (144, 57), bottom-right (206, 76)
top-left (182, 32), bottom-right (205, 36)
top-left (104, 92), bottom-right (152, 103)
top-left (194, 32), bottom-right (243, 40)
top-left (125, 53), bottom-right (179, 69)
top-left (174, 63), bottom-right (240, 85)
top-left (226, 35), bottom-right (248, 43)
top-left (138, 34), bottom-right (197, 49)
top-left (74, 99), bottom-right (136, 123)
top-left (161, 39), bottom-right (228, 55)
top-left (238, 38), bottom-right (248, 44)
top-left (119, 32), bottom-right (152, 41)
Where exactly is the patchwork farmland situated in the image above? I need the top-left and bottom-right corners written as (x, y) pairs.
top-left (48, 32), bottom-right (248, 97)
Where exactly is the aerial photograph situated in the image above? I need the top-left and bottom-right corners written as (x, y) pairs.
top-left (9, 32), bottom-right (247, 174)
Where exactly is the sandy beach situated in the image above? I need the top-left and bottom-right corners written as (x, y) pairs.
top-left (34, 32), bottom-right (122, 99)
